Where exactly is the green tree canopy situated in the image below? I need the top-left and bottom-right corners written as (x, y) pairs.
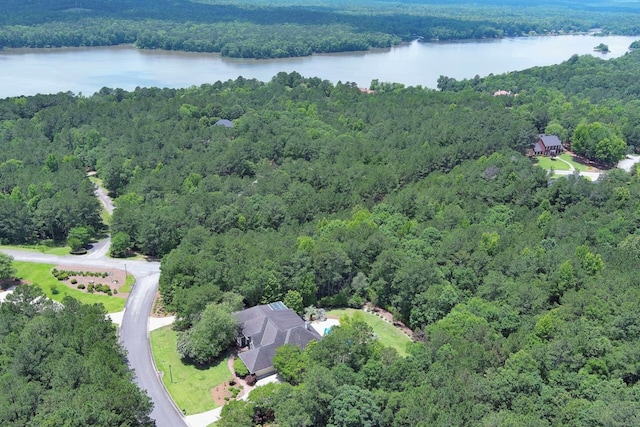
top-left (176, 301), bottom-right (238, 365)
top-left (0, 253), bottom-right (16, 282)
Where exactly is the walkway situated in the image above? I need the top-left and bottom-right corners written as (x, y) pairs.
top-left (552, 156), bottom-right (602, 181)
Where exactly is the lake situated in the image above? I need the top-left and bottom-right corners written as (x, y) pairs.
top-left (1, 35), bottom-right (638, 98)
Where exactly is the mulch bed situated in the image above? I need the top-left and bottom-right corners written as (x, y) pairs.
top-left (54, 265), bottom-right (128, 299)
top-left (0, 278), bottom-right (23, 292)
top-left (211, 380), bottom-right (247, 407)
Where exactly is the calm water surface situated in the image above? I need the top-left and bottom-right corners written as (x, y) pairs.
top-left (1, 35), bottom-right (638, 98)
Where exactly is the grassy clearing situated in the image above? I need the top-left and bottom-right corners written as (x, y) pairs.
top-left (150, 326), bottom-right (232, 415)
top-left (533, 156), bottom-right (571, 171)
top-left (326, 308), bottom-right (412, 357)
top-left (120, 274), bottom-right (135, 293)
top-left (14, 261), bottom-right (126, 313)
top-left (1, 244), bottom-right (70, 256)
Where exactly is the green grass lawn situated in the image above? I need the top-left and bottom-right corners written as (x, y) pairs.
top-left (558, 153), bottom-right (589, 171)
top-left (120, 274), bottom-right (135, 293)
top-left (326, 308), bottom-right (412, 357)
top-left (533, 156), bottom-right (571, 171)
top-left (1, 244), bottom-right (70, 256)
top-left (150, 326), bottom-right (232, 415)
top-left (534, 154), bottom-right (590, 172)
top-left (14, 261), bottom-right (126, 313)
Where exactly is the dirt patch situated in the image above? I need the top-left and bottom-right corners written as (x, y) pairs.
top-left (211, 380), bottom-right (247, 407)
top-left (210, 355), bottom-right (253, 406)
top-left (54, 265), bottom-right (128, 298)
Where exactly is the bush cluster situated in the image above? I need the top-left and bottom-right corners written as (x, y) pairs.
top-left (86, 283), bottom-right (113, 296)
top-left (229, 386), bottom-right (242, 398)
top-left (52, 268), bottom-right (109, 279)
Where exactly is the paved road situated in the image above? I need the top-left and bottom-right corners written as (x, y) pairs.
top-left (618, 154), bottom-right (640, 172)
top-left (93, 180), bottom-right (115, 215)
top-left (1, 249), bottom-right (187, 427)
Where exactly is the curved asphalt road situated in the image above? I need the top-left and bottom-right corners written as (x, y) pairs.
top-left (1, 249), bottom-right (186, 427)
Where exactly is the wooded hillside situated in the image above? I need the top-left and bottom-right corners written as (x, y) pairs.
top-left (1, 0), bottom-right (639, 57)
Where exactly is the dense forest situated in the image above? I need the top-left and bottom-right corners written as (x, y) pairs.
top-left (0, 286), bottom-right (154, 425)
top-left (1, 0), bottom-right (640, 58)
top-left (2, 47), bottom-right (640, 424)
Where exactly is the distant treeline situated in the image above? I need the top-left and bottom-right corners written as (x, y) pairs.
top-left (1, 0), bottom-right (640, 58)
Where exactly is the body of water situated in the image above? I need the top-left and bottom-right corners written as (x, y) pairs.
top-left (0, 35), bottom-right (638, 98)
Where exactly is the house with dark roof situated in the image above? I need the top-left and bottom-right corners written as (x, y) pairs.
top-left (235, 301), bottom-right (321, 378)
top-left (213, 119), bottom-right (233, 128)
top-left (534, 134), bottom-right (563, 156)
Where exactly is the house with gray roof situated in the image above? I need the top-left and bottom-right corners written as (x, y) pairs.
top-left (534, 134), bottom-right (563, 156)
top-left (235, 301), bottom-right (321, 378)
top-left (213, 119), bottom-right (233, 128)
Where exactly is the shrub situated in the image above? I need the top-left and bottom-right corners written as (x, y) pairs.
top-left (50, 284), bottom-right (59, 295)
top-left (245, 374), bottom-right (257, 386)
top-left (87, 284), bottom-right (95, 293)
top-left (229, 387), bottom-right (240, 398)
top-left (113, 288), bottom-right (118, 294)
top-left (234, 357), bottom-right (249, 378)
top-left (56, 272), bottom-right (69, 281)
top-left (70, 278), bottom-right (77, 284)
top-left (77, 283), bottom-right (86, 289)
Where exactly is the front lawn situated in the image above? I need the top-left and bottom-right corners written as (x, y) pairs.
top-left (150, 326), bottom-right (232, 415)
top-left (14, 261), bottom-right (126, 313)
top-left (558, 153), bottom-right (589, 171)
top-left (1, 244), bottom-right (70, 256)
top-left (326, 308), bottom-right (412, 357)
top-left (533, 156), bottom-right (571, 171)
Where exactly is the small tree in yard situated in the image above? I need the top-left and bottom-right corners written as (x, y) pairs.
top-left (283, 290), bottom-right (304, 315)
top-left (110, 232), bottom-right (131, 258)
top-left (67, 226), bottom-right (92, 252)
top-left (0, 253), bottom-right (17, 287)
top-left (273, 344), bottom-right (308, 385)
top-left (177, 302), bottom-right (238, 365)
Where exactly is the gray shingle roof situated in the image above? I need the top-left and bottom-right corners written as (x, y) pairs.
top-left (235, 302), bottom-right (321, 374)
top-left (213, 119), bottom-right (233, 128)
top-left (539, 134), bottom-right (562, 149)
